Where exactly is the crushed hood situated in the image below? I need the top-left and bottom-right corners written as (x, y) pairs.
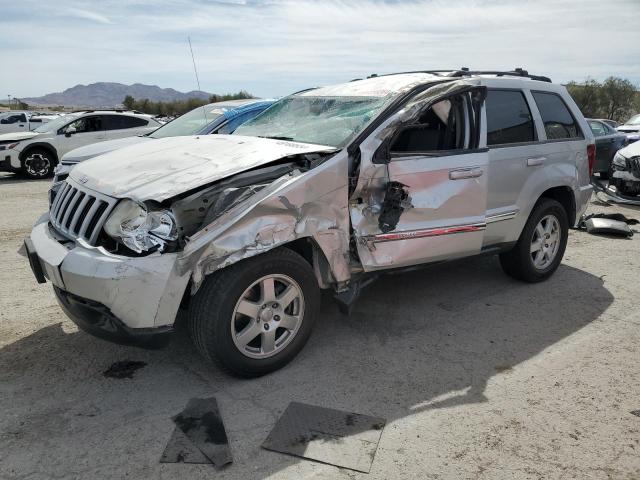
top-left (69, 135), bottom-right (336, 201)
top-left (62, 135), bottom-right (151, 163)
top-left (0, 131), bottom-right (40, 142)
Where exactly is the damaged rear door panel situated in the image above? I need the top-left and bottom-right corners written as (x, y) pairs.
top-left (350, 82), bottom-right (489, 270)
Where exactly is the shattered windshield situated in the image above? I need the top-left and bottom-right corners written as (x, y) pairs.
top-left (149, 104), bottom-right (226, 139)
top-left (233, 95), bottom-right (391, 148)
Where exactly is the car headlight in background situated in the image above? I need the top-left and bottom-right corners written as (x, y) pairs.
top-left (612, 152), bottom-right (627, 170)
top-left (0, 141), bottom-right (19, 151)
top-left (104, 199), bottom-right (177, 253)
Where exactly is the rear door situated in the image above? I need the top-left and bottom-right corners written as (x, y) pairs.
top-left (104, 115), bottom-right (152, 139)
top-left (351, 87), bottom-right (489, 270)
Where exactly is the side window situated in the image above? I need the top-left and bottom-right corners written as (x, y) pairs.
top-left (2, 114), bottom-right (27, 124)
top-left (216, 110), bottom-right (262, 135)
top-left (64, 116), bottom-right (103, 133)
top-left (389, 92), bottom-right (476, 155)
top-left (104, 115), bottom-right (149, 130)
top-left (485, 90), bottom-right (535, 145)
top-left (588, 121), bottom-right (606, 137)
top-left (532, 91), bottom-right (582, 140)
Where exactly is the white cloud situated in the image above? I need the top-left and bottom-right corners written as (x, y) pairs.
top-left (1, 0), bottom-right (639, 99)
top-left (64, 7), bottom-right (112, 24)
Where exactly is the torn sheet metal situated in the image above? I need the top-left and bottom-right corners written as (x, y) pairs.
top-left (299, 73), bottom-right (446, 98)
top-left (584, 217), bottom-right (633, 237)
top-left (160, 427), bottom-right (212, 464)
top-left (169, 397), bottom-right (233, 469)
top-left (68, 135), bottom-right (337, 202)
top-left (178, 148), bottom-right (352, 292)
top-left (262, 401), bottom-right (386, 473)
top-left (591, 177), bottom-right (640, 206)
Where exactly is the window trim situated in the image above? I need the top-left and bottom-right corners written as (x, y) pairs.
top-left (383, 87), bottom-right (486, 162)
top-left (484, 87), bottom-right (538, 148)
top-left (530, 89), bottom-right (584, 141)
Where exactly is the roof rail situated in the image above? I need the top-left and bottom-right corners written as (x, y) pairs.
top-left (70, 109), bottom-right (146, 114)
top-left (448, 67), bottom-right (552, 83)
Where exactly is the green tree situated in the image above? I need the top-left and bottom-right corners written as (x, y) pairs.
top-left (566, 79), bottom-right (601, 118)
top-left (123, 95), bottom-right (135, 110)
top-left (600, 77), bottom-right (637, 122)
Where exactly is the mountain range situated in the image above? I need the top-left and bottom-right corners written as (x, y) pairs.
top-left (23, 82), bottom-right (213, 108)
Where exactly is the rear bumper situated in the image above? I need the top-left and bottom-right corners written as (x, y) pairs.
top-left (26, 214), bottom-right (190, 332)
top-left (575, 184), bottom-right (593, 226)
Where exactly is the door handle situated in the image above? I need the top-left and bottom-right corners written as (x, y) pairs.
top-left (526, 156), bottom-right (546, 166)
top-left (449, 167), bottom-right (483, 180)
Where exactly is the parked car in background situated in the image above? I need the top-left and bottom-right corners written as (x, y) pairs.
top-left (0, 111), bottom-right (64, 134)
top-left (25, 69), bottom-right (593, 376)
top-left (609, 140), bottom-right (640, 197)
top-left (617, 114), bottom-right (640, 144)
top-left (587, 118), bottom-right (628, 178)
top-left (0, 110), bottom-right (160, 179)
top-left (599, 119), bottom-right (618, 129)
top-left (57, 99), bottom-right (274, 169)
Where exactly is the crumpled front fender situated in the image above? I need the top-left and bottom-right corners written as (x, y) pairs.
top-left (177, 151), bottom-right (352, 293)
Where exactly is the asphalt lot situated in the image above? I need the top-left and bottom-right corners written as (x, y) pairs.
top-left (1, 172), bottom-right (639, 480)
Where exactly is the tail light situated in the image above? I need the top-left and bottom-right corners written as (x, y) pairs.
top-left (587, 144), bottom-right (596, 177)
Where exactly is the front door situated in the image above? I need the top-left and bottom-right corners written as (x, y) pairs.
top-left (58, 115), bottom-right (106, 157)
top-left (351, 86), bottom-right (489, 271)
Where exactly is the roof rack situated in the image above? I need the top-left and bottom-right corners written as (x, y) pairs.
top-left (70, 109), bottom-right (146, 114)
top-left (448, 67), bottom-right (552, 83)
top-left (361, 68), bottom-right (551, 83)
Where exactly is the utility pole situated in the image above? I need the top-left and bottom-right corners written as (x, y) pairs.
top-left (7, 95), bottom-right (11, 110)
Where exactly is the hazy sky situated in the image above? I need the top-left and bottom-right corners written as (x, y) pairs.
top-left (2, 0), bottom-right (639, 99)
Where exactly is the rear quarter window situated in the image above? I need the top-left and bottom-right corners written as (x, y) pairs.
top-left (485, 90), bottom-right (536, 146)
top-left (532, 91), bottom-right (583, 140)
top-left (104, 115), bottom-right (149, 130)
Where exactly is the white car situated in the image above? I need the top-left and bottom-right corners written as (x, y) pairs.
top-left (0, 110), bottom-right (160, 179)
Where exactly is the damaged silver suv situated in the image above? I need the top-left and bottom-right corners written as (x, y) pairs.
top-left (25, 69), bottom-right (594, 376)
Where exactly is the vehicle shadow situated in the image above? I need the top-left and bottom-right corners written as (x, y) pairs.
top-left (0, 172), bottom-right (50, 185)
top-left (0, 256), bottom-right (613, 479)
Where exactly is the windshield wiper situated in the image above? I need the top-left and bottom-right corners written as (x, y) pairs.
top-left (258, 135), bottom-right (295, 141)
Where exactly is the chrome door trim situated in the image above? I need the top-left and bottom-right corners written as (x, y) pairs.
top-left (485, 210), bottom-right (519, 224)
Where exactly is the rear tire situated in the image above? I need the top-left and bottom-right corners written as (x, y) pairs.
top-left (188, 248), bottom-right (320, 377)
top-left (21, 148), bottom-right (55, 179)
top-left (499, 198), bottom-right (568, 283)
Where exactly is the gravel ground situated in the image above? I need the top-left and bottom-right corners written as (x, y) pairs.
top-left (1, 172), bottom-right (639, 480)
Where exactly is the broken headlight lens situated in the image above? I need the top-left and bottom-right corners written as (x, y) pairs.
top-left (104, 199), bottom-right (177, 253)
top-left (612, 152), bottom-right (627, 170)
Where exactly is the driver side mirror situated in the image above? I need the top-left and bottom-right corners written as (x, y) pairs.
top-left (64, 126), bottom-right (77, 137)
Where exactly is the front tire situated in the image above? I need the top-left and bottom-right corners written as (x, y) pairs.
top-left (188, 248), bottom-right (320, 377)
top-left (21, 148), bottom-right (55, 179)
top-left (499, 198), bottom-right (568, 282)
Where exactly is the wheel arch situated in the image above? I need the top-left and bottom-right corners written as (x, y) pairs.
top-left (185, 234), bottom-right (343, 302)
top-left (20, 142), bottom-right (59, 164)
top-left (538, 186), bottom-right (576, 226)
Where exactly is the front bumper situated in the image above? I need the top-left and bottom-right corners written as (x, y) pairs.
top-left (0, 149), bottom-right (20, 172)
top-left (53, 286), bottom-right (172, 348)
top-left (26, 214), bottom-right (190, 335)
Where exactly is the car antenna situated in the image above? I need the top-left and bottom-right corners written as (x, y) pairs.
top-left (188, 36), bottom-right (208, 124)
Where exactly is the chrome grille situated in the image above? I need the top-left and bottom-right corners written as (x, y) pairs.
top-left (49, 179), bottom-right (118, 245)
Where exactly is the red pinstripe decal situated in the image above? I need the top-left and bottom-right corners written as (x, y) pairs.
top-left (370, 224), bottom-right (486, 243)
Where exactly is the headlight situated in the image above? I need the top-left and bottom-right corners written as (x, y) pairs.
top-left (0, 142), bottom-right (19, 151)
top-left (612, 152), bottom-right (627, 169)
top-left (104, 199), bottom-right (177, 253)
